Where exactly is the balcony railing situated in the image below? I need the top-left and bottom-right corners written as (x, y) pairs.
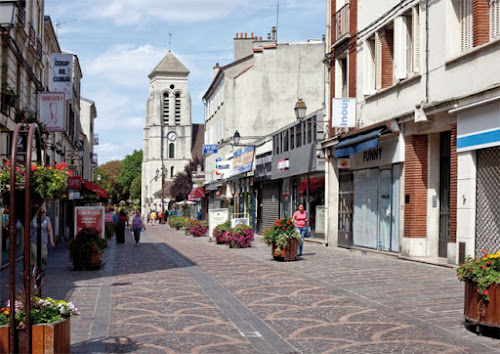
top-left (17, 6), bottom-right (25, 27)
top-left (332, 3), bottom-right (350, 45)
top-left (91, 153), bottom-right (98, 165)
top-left (36, 36), bottom-right (42, 60)
top-left (93, 133), bottom-right (99, 145)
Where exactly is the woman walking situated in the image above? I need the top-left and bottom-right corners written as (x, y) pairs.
top-left (115, 210), bottom-right (128, 244)
top-left (292, 203), bottom-right (309, 256)
top-left (131, 210), bottom-right (146, 245)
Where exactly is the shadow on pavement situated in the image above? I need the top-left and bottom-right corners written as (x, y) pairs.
top-left (71, 335), bottom-right (141, 353)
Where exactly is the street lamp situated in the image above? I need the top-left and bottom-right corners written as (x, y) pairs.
top-left (0, 1), bottom-right (17, 28)
top-left (155, 168), bottom-right (160, 181)
top-left (233, 130), bottom-right (241, 146)
top-left (294, 99), bottom-right (307, 120)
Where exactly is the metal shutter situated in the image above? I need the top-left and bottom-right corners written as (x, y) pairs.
top-left (262, 182), bottom-right (280, 230)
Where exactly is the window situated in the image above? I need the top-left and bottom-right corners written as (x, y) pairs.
top-left (335, 54), bottom-right (349, 97)
top-left (283, 130), bottom-right (289, 152)
top-left (163, 92), bottom-right (170, 124)
top-left (491, 0), bottom-right (500, 39)
top-left (171, 166), bottom-right (175, 177)
top-left (290, 127), bottom-right (295, 150)
top-left (175, 92), bottom-right (181, 125)
top-left (296, 124), bottom-right (303, 148)
top-left (460, 0), bottom-right (473, 51)
top-left (169, 143), bottom-right (175, 159)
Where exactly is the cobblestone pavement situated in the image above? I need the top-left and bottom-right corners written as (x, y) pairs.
top-left (38, 225), bottom-right (500, 353)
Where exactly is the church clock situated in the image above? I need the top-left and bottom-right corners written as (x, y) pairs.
top-left (167, 131), bottom-right (177, 141)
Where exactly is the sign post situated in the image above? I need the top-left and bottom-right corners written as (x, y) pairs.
top-left (208, 208), bottom-right (228, 242)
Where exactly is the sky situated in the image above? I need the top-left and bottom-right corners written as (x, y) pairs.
top-left (44, 0), bottom-right (326, 164)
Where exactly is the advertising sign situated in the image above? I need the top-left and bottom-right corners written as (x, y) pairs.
top-left (255, 152), bottom-right (273, 181)
top-left (231, 218), bottom-right (250, 228)
top-left (277, 159), bottom-right (289, 171)
top-left (332, 98), bottom-right (356, 128)
top-left (38, 92), bottom-right (66, 132)
top-left (74, 207), bottom-right (105, 239)
top-left (232, 146), bottom-right (255, 175)
top-left (337, 158), bottom-right (351, 169)
top-left (51, 54), bottom-right (73, 100)
top-left (208, 208), bottom-right (228, 241)
top-left (68, 176), bottom-right (82, 190)
top-left (203, 144), bottom-right (218, 154)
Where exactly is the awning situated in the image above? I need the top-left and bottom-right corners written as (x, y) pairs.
top-left (189, 186), bottom-right (205, 199)
top-left (298, 177), bottom-right (325, 194)
top-left (333, 128), bottom-right (384, 158)
top-left (83, 179), bottom-right (108, 199)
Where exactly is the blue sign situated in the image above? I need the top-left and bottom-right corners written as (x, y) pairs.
top-left (232, 146), bottom-right (255, 175)
top-left (203, 144), bottom-right (219, 155)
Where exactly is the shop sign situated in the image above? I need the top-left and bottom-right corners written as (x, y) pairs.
top-left (457, 102), bottom-right (500, 152)
top-left (38, 92), bottom-right (66, 132)
top-left (192, 171), bottom-right (206, 182)
top-left (350, 137), bottom-right (403, 169)
top-left (337, 158), bottom-right (351, 169)
top-left (68, 176), bottom-right (82, 190)
top-left (51, 53), bottom-right (73, 100)
top-left (208, 208), bottom-right (229, 240)
top-left (332, 98), bottom-right (356, 128)
top-left (255, 152), bottom-right (272, 181)
top-left (277, 159), bottom-right (289, 171)
top-left (231, 218), bottom-right (250, 228)
top-left (232, 146), bottom-right (255, 175)
top-left (203, 144), bottom-right (219, 154)
top-left (68, 190), bottom-right (80, 200)
top-left (74, 206), bottom-right (105, 239)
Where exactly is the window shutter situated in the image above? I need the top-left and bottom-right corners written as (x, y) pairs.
top-left (363, 40), bottom-right (376, 95)
top-left (163, 93), bottom-right (170, 124)
top-left (491, 0), bottom-right (500, 39)
top-left (460, 0), bottom-right (473, 51)
top-left (413, 6), bottom-right (420, 73)
top-left (394, 16), bottom-right (408, 80)
top-left (375, 32), bottom-right (382, 89)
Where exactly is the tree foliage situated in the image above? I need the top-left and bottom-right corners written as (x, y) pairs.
top-left (94, 160), bottom-right (125, 204)
top-left (169, 157), bottom-right (203, 202)
top-left (117, 150), bottom-right (142, 199)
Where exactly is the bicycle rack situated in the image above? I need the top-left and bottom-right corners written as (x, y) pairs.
top-left (7, 123), bottom-right (43, 353)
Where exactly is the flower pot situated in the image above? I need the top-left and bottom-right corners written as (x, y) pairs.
top-left (72, 250), bottom-right (101, 271)
top-left (272, 238), bottom-right (298, 262)
top-left (0, 317), bottom-right (70, 353)
top-left (464, 281), bottom-right (500, 328)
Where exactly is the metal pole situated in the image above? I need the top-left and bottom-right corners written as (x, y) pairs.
top-left (161, 171), bottom-right (165, 224)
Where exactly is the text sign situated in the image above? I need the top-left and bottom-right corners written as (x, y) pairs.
top-left (203, 144), bottom-right (219, 154)
top-left (231, 218), bottom-right (250, 228)
top-left (332, 98), bottom-right (356, 128)
top-left (51, 54), bottom-right (73, 100)
top-left (192, 171), bottom-right (206, 182)
top-left (232, 146), bottom-right (255, 175)
top-left (74, 207), bottom-right (105, 239)
top-left (208, 208), bottom-right (229, 241)
top-left (68, 176), bottom-right (82, 190)
top-left (38, 92), bottom-right (66, 132)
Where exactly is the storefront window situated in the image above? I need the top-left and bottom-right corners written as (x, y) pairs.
top-left (281, 179), bottom-right (291, 218)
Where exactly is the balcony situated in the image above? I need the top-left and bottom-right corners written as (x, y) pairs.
top-left (91, 153), bottom-right (98, 166)
top-left (332, 3), bottom-right (350, 46)
top-left (93, 133), bottom-right (99, 145)
top-left (17, 5), bottom-right (25, 27)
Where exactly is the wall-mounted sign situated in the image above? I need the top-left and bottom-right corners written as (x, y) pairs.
top-left (38, 92), bottom-right (66, 132)
top-left (74, 206), bottom-right (105, 239)
top-left (255, 152), bottom-right (273, 181)
top-left (337, 158), bottom-right (351, 169)
top-left (232, 146), bottom-right (255, 175)
top-left (277, 159), bottom-right (289, 171)
top-left (332, 98), bottom-right (356, 128)
top-left (349, 137), bottom-right (403, 169)
top-left (203, 144), bottom-right (219, 154)
top-left (51, 53), bottom-right (73, 100)
top-left (192, 171), bottom-right (206, 182)
top-left (67, 176), bottom-right (82, 190)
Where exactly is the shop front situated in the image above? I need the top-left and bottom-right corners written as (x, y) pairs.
top-left (334, 131), bottom-right (404, 252)
top-left (254, 151), bottom-right (277, 233)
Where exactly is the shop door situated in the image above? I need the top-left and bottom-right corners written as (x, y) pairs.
top-left (439, 131), bottom-right (451, 258)
top-left (262, 182), bottom-right (280, 231)
top-left (353, 169), bottom-right (379, 249)
top-left (476, 146), bottom-right (500, 257)
top-left (378, 169), bottom-right (392, 251)
top-left (338, 172), bottom-right (353, 248)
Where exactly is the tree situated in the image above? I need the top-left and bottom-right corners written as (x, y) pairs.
top-left (169, 157), bottom-right (203, 202)
top-left (117, 150), bottom-right (142, 198)
top-left (94, 160), bottom-right (125, 204)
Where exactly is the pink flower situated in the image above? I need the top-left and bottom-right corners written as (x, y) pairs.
top-left (482, 265), bottom-right (487, 270)
top-left (483, 290), bottom-right (488, 296)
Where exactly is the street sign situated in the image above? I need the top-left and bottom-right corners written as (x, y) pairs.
top-left (203, 144), bottom-right (218, 155)
top-left (192, 171), bottom-right (206, 182)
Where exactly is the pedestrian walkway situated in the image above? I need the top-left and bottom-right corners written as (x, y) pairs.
top-left (38, 225), bottom-right (500, 353)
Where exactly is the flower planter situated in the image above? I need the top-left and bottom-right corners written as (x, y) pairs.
top-left (272, 238), bottom-right (298, 262)
top-left (0, 317), bottom-right (70, 353)
top-left (72, 250), bottom-right (101, 271)
top-left (464, 281), bottom-right (500, 328)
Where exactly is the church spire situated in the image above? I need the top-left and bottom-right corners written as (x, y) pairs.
top-left (148, 51), bottom-right (190, 79)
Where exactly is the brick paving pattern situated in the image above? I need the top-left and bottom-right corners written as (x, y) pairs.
top-left (34, 225), bottom-right (500, 353)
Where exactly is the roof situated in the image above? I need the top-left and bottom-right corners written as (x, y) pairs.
top-left (148, 51), bottom-right (190, 79)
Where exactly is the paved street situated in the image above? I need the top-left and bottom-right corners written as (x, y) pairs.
top-left (42, 225), bottom-right (500, 353)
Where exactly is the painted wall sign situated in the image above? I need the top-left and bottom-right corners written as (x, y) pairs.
top-left (74, 206), bottom-right (105, 239)
top-left (232, 146), bottom-right (255, 175)
top-left (38, 92), bottom-right (66, 132)
top-left (332, 98), bottom-right (356, 128)
top-left (51, 53), bottom-right (73, 100)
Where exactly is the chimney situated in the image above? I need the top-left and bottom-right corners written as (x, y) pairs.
top-left (271, 26), bottom-right (276, 41)
top-left (251, 32), bottom-right (254, 38)
top-left (235, 33), bottom-right (239, 38)
top-left (234, 31), bottom-right (255, 61)
top-left (267, 33), bottom-right (271, 40)
top-left (244, 32), bottom-right (247, 38)
top-left (213, 62), bottom-right (220, 78)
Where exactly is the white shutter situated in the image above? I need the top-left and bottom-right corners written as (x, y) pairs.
top-left (363, 39), bottom-right (376, 95)
top-left (375, 32), bottom-right (382, 89)
top-left (413, 6), bottom-right (420, 73)
top-left (460, 0), bottom-right (473, 52)
top-left (491, 0), bottom-right (500, 39)
top-left (394, 16), bottom-right (408, 80)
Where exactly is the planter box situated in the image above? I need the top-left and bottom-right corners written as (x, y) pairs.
top-left (72, 251), bottom-right (101, 271)
top-left (464, 281), bottom-right (500, 328)
top-left (0, 317), bottom-right (70, 353)
top-left (272, 238), bottom-right (298, 262)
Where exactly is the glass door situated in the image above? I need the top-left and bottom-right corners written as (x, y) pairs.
top-left (353, 169), bottom-right (379, 249)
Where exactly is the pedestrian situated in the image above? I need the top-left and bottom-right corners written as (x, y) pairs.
top-left (115, 210), bottom-right (128, 244)
top-left (147, 211), bottom-right (151, 224)
top-left (291, 203), bottom-right (309, 256)
top-left (30, 207), bottom-right (55, 275)
top-left (112, 210), bottom-right (119, 235)
top-left (130, 210), bottom-right (146, 245)
top-left (150, 210), bottom-right (157, 225)
top-left (196, 209), bottom-right (202, 220)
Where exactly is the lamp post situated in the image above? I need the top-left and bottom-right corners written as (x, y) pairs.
top-left (78, 146), bottom-right (84, 177)
top-left (0, 1), bottom-right (17, 28)
top-left (161, 166), bottom-right (166, 224)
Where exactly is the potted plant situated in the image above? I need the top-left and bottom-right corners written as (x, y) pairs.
top-left (0, 296), bottom-right (79, 353)
top-left (457, 249), bottom-right (500, 329)
top-left (263, 218), bottom-right (302, 261)
top-left (213, 221), bottom-right (231, 244)
top-left (68, 227), bottom-right (106, 270)
top-left (228, 224), bottom-right (254, 248)
top-left (183, 218), bottom-right (196, 235)
top-left (0, 162), bottom-right (71, 223)
top-left (0, 83), bottom-right (18, 112)
top-left (189, 220), bottom-right (208, 237)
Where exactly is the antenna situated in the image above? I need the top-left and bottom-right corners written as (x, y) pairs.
top-left (276, 0), bottom-right (279, 42)
top-left (55, 18), bottom-right (76, 37)
top-left (168, 32), bottom-right (172, 51)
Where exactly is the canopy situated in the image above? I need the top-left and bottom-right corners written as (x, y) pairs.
top-left (333, 128), bottom-right (384, 158)
top-left (83, 179), bottom-right (108, 199)
top-left (188, 186), bottom-right (205, 200)
top-left (298, 177), bottom-right (325, 194)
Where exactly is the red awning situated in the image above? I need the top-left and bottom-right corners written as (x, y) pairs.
top-left (189, 186), bottom-right (205, 199)
top-left (83, 179), bottom-right (108, 199)
top-left (298, 177), bottom-right (325, 194)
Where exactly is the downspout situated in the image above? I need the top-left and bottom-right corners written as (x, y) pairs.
top-left (425, 0), bottom-right (430, 103)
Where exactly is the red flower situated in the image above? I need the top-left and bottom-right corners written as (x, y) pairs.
top-left (469, 267), bottom-right (473, 271)
top-left (482, 265), bottom-right (487, 270)
top-left (488, 261), bottom-right (492, 265)
top-left (4, 160), bottom-right (11, 166)
top-left (31, 164), bottom-right (37, 171)
top-left (483, 290), bottom-right (488, 296)
top-left (68, 171), bottom-right (74, 176)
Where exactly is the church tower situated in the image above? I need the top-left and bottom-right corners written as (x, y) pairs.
top-left (142, 51), bottom-right (193, 214)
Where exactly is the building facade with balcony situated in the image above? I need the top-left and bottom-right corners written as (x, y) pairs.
top-left (323, 0), bottom-right (500, 264)
top-left (80, 97), bottom-right (97, 181)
